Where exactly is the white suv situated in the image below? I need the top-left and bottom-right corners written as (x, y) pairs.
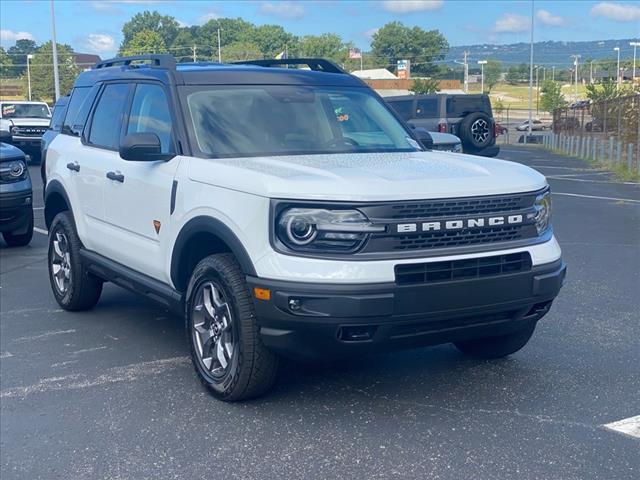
top-left (44, 56), bottom-right (566, 401)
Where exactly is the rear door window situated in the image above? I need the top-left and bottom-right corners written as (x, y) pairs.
top-left (416, 98), bottom-right (438, 118)
top-left (387, 99), bottom-right (415, 120)
top-left (87, 83), bottom-right (131, 150)
top-left (62, 85), bottom-right (99, 136)
top-left (49, 100), bottom-right (68, 131)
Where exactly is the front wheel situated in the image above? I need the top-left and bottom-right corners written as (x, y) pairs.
top-left (454, 322), bottom-right (536, 359)
top-left (186, 254), bottom-right (279, 401)
top-left (48, 211), bottom-right (103, 311)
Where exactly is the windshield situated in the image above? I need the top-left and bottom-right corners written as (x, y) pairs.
top-left (1, 103), bottom-right (51, 119)
top-left (182, 85), bottom-right (420, 158)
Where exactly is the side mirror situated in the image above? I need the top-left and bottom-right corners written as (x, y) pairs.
top-left (119, 132), bottom-right (175, 161)
top-left (412, 127), bottom-right (434, 150)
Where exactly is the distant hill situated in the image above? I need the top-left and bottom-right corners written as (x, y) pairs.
top-left (445, 39), bottom-right (636, 69)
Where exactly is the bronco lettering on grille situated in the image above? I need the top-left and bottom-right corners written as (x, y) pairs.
top-left (397, 215), bottom-right (524, 233)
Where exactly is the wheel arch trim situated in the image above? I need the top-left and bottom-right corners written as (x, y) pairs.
top-left (44, 179), bottom-right (72, 229)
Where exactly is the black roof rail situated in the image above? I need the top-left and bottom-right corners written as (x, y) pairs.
top-left (232, 58), bottom-right (346, 74)
top-left (93, 54), bottom-right (176, 70)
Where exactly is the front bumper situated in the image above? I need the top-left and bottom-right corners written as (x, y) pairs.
top-left (0, 189), bottom-right (33, 232)
top-left (248, 259), bottom-right (566, 361)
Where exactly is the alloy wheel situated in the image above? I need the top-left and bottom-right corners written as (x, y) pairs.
top-left (51, 231), bottom-right (71, 294)
top-left (471, 119), bottom-right (490, 143)
top-left (192, 282), bottom-right (235, 378)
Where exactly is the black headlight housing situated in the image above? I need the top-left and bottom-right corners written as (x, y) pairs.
top-left (273, 204), bottom-right (385, 254)
top-left (0, 160), bottom-right (28, 183)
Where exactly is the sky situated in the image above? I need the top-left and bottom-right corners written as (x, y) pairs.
top-left (1, 0), bottom-right (639, 60)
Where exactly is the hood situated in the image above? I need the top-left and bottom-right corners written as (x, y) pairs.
top-left (5, 118), bottom-right (51, 127)
top-left (188, 150), bottom-right (547, 202)
top-left (0, 143), bottom-right (26, 162)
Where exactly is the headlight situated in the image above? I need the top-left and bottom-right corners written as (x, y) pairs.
top-left (0, 160), bottom-right (28, 182)
top-left (533, 189), bottom-right (552, 234)
top-left (452, 143), bottom-right (463, 153)
top-left (0, 118), bottom-right (12, 134)
top-left (276, 208), bottom-right (384, 253)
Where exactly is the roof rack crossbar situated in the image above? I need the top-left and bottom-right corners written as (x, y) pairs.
top-left (232, 58), bottom-right (346, 74)
top-left (93, 54), bottom-right (176, 70)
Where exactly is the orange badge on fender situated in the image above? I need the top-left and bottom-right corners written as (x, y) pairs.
top-left (153, 220), bottom-right (161, 234)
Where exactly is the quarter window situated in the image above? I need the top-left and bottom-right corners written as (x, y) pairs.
top-left (88, 84), bottom-right (130, 149)
top-left (127, 84), bottom-right (174, 153)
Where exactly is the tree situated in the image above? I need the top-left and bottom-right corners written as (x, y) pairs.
top-left (298, 34), bottom-right (345, 63)
top-left (221, 41), bottom-right (261, 62)
top-left (120, 30), bottom-right (167, 56)
top-left (0, 46), bottom-right (12, 69)
top-left (252, 24), bottom-right (298, 58)
top-left (505, 63), bottom-right (528, 84)
top-left (410, 78), bottom-right (440, 94)
top-left (171, 29), bottom-right (196, 63)
top-left (371, 22), bottom-right (448, 76)
top-left (483, 60), bottom-right (502, 92)
top-left (27, 41), bottom-right (78, 100)
top-left (7, 39), bottom-right (37, 76)
top-left (196, 18), bottom-right (256, 60)
top-left (121, 11), bottom-right (179, 50)
top-left (539, 80), bottom-right (566, 113)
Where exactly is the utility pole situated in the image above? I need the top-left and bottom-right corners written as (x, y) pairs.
top-left (217, 28), bottom-right (222, 63)
top-left (535, 66), bottom-right (539, 115)
top-left (50, 0), bottom-right (60, 101)
top-left (614, 47), bottom-right (620, 87)
top-left (570, 54), bottom-right (580, 100)
top-left (192, 44), bottom-right (197, 62)
top-left (527, 0), bottom-right (534, 142)
top-left (26, 54), bottom-right (33, 101)
top-left (477, 60), bottom-right (487, 93)
top-left (542, 66), bottom-right (546, 83)
top-left (589, 60), bottom-right (593, 84)
top-left (463, 51), bottom-right (469, 93)
top-left (631, 42), bottom-right (639, 82)
top-left (552, 66), bottom-right (555, 82)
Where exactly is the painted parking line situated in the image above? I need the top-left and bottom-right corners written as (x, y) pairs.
top-left (603, 415), bottom-right (640, 440)
top-left (554, 192), bottom-right (640, 204)
top-left (547, 176), bottom-right (640, 185)
top-left (33, 227), bottom-right (48, 235)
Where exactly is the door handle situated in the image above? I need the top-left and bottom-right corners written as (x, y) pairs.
top-left (66, 162), bottom-right (80, 172)
top-left (106, 171), bottom-right (125, 183)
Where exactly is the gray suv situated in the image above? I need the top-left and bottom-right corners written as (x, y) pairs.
top-left (386, 94), bottom-right (499, 157)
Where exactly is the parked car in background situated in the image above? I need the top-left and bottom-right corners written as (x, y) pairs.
top-left (0, 101), bottom-right (52, 164)
top-left (385, 94), bottom-right (499, 157)
top-left (41, 95), bottom-right (69, 186)
top-left (516, 120), bottom-right (550, 131)
top-left (0, 143), bottom-right (33, 247)
top-left (553, 117), bottom-right (581, 132)
top-left (495, 123), bottom-right (508, 135)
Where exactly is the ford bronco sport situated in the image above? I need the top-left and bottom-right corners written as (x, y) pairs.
top-left (44, 55), bottom-right (565, 401)
top-left (0, 101), bottom-right (52, 164)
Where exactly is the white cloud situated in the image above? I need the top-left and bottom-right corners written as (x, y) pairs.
top-left (0, 29), bottom-right (35, 42)
top-left (364, 28), bottom-right (379, 40)
top-left (80, 34), bottom-right (116, 54)
top-left (590, 2), bottom-right (640, 22)
top-left (198, 11), bottom-right (222, 24)
top-left (536, 9), bottom-right (565, 27)
top-left (491, 13), bottom-right (530, 33)
top-left (259, 1), bottom-right (305, 19)
top-left (381, 0), bottom-right (443, 13)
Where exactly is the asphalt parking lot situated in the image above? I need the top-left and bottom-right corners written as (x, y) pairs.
top-left (1, 146), bottom-right (639, 480)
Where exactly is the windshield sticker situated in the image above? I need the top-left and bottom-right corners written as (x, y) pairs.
top-left (334, 106), bottom-right (349, 122)
top-left (2, 105), bottom-right (16, 116)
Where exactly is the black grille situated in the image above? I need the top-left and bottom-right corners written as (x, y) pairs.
top-left (13, 127), bottom-right (46, 136)
top-left (359, 191), bottom-right (542, 255)
top-left (395, 252), bottom-right (532, 286)
top-left (386, 196), bottom-right (526, 220)
top-left (393, 226), bottom-right (523, 251)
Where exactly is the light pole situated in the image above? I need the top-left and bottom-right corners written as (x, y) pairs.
top-left (50, 0), bottom-right (60, 101)
top-left (552, 66), bottom-right (555, 82)
top-left (26, 54), bottom-right (33, 101)
top-left (477, 60), bottom-right (487, 93)
top-left (217, 28), bottom-right (222, 63)
top-left (629, 42), bottom-right (639, 82)
top-left (570, 54), bottom-right (580, 100)
top-left (614, 47), bottom-right (620, 86)
top-left (535, 65), bottom-right (540, 115)
top-left (527, 0), bottom-right (534, 142)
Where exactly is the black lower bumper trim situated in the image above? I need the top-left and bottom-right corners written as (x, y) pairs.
top-left (247, 259), bottom-right (566, 360)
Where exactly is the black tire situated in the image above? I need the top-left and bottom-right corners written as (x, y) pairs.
top-left (2, 210), bottom-right (34, 247)
top-left (459, 112), bottom-right (494, 149)
top-left (454, 322), bottom-right (536, 359)
top-left (185, 253), bottom-right (279, 401)
top-left (47, 211), bottom-right (103, 311)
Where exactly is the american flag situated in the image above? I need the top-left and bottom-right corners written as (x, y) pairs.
top-left (349, 48), bottom-right (362, 59)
